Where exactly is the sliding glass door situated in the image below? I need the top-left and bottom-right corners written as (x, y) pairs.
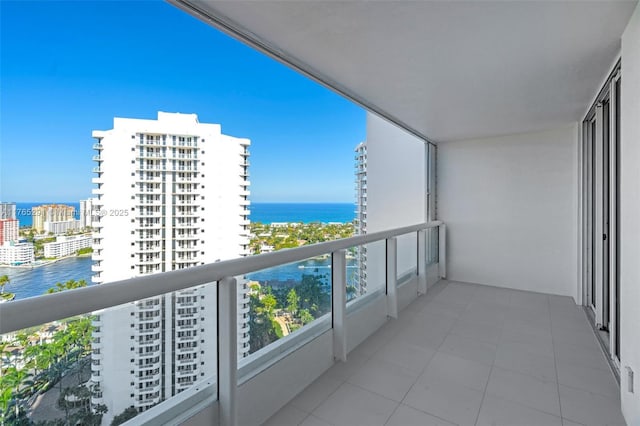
top-left (582, 63), bottom-right (621, 367)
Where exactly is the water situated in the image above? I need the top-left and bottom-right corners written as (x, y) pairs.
top-left (0, 257), bottom-right (92, 300)
top-left (3, 203), bottom-right (356, 302)
top-left (246, 256), bottom-right (358, 287)
top-left (12, 202), bottom-right (355, 228)
top-left (250, 203), bottom-right (355, 224)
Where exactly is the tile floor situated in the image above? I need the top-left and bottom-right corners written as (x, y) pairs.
top-left (262, 280), bottom-right (626, 426)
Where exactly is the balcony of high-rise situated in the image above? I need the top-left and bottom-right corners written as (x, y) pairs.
top-left (2, 1), bottom-right (640, 426)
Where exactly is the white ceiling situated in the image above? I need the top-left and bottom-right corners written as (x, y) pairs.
top-left (178, 0), bottom-right (637, 143)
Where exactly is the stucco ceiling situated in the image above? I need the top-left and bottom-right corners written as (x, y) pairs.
top-left (174, 0), bottom-right (637, 143)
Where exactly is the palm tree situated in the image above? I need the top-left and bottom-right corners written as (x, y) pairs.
top-left (0, 276), bottom-right (9, 295)
top-left (0, 387), bottom-right (11, 426)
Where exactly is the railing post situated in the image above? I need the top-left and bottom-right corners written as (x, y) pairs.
top-left (438, 224), bottom-right (447, 279)
top-left (218, 276), bottom-right (237, 426)
top-left (386, 237), bottom-right (398, 318)
top-left (332, 249), bottom-right (347, 362)
top-left (417, 230), bottom-right (427, 294)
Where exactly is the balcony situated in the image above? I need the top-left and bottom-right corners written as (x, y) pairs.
top-left (1, 216), bottom-right (628, 426)
top-left (3, 1), bottom-right (639, 424)
top-left (262, 280), bottom-right (625, 426)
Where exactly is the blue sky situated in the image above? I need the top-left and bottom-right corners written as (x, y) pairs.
top-left (0, 0), bottom-right (365, 203)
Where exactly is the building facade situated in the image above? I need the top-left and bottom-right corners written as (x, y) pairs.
top-left (32, 204), bottom-right (75, 233)
top-left (0, 242), bottom-right (35, 265)
top-left (0, 219), bottom-right (19, 246)
top-left (90, 112), bottom-right (251, 422)
top-left (0, 202), bottom-right (16, 220)
top-left (44, 235), bottom-right (92, 258)
top-left (353, 142), bottom-right (367, 296)
top-left (79, 199), bottom-right (97, 229)
top-left (44, 220), bottom-right (82, 235)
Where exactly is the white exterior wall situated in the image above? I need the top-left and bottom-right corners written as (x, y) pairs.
top-left (90, 112), bottom-right (250, 423)
top-left (80, 199), bottom-right (94, 228)
top-left (44, 219), bottom-right (82, 235)
top-left (354, 142), bottom-right (368, 295)
top-left (0, 219), bottom-right (19, 245)
top-left (438, 125), bottom-right (579, 299)
top-left (43, 235), bottom-right (91, 258)
top-left (620, 2), bottom-right (640, 423)
top-left (0, 203), bottom-right (16, 220)
top-left (366, 113), bottom-right (425, 289)
top-left (0, 243), bottom-right (35, 265)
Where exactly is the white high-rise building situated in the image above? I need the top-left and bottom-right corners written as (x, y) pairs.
top-left (0, 202), bottom-right (16, 220)
top-left (354, 142), bottom-right (367, 296)
top-left (79, 198), bottom-right (96, 228)
top-left (43, 235), bottom-right (92, 258)
top-left (90, 112), bottom-right (251, 422)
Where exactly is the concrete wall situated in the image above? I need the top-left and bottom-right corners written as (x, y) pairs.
top-left (438, 125), bottom-right (579, 299)
top-left (366, 113), bottom-right (426, 281)
top-left (620, 2), bottom-right (640, 423)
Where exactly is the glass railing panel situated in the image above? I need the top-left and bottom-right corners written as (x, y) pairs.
top-left (427, 226), bottom-right (439, 265)
top-left (396, 232), bottom-right (417, 283)
top-left (241, 255), bottom-right (333, 369)
top-left (347, 240), bottom-right (385, 310)
top-left (0, 281), bottom-right (218, 426)
top-left (346, 243), bottom-right (365, 303)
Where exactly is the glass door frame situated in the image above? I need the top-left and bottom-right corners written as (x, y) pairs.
top-left (581, 61), bottom-right (621, 368)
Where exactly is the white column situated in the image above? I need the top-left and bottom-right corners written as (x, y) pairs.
top-left (417, 230), bottom-right (427, 294)
top-left (218, 276), bottom-right (237, 426)
top-left (439, 224), bottom-right (447, 279)
top-left (386, 237), bottom-right (398, 318)
top-left (332, 250), bottom-right (347, 362)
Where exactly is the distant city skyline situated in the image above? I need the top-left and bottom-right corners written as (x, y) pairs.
top-left (0, 0), bottom-right (365, 203)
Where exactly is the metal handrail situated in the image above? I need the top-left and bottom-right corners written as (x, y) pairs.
top-left (0, 221), bottom-right (441, 334)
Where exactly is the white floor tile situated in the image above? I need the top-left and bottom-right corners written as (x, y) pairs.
top-left (403, 377), bottom-right (484, 426)
top-left (385, 404), bottom-right (456, 426)
top-left (299, 415), bottom-right (334, 426)
top-left (290, 375), bottom-right (343, 412)
top-left (476, 394), bottom-right (563, 426)
top-left (312, 382), bottom-right (398, 426)
top-left (558, 384), bottom-right (626, 426)
top-left (324, 352), bottom-right (368, 382)
top-left (552, 328), bottom-right (599, 350)
top-left (439, 333), bottom-right (498, 366)
top-left (449, 318), bottom-right (503, 344)
top-left (373, 339), bottom-right (436, 374)
top-left (556, 362), bottom-right (619, 398)
top-left (418, 350), bottom-right (491, 392)
top-left (262, 403), bottom-right (309, 426)
top-left (486, 366), bottom-right (561, 416)
top-left (347, 358), bottom-right (418, 402)
top-left (554, 342), bottom-right (610, 372)
top-left (494, 343), bottom-right (557, 382)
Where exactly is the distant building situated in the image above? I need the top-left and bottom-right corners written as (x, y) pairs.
top-left (44, 235), bottom-right (92, 258)
top-left (79, 199), bottom-right (98, 228)
top-left (0, 202), bottom-right (16, 220)
top-left (0, 219), bottom-right (19, 246)
top-left (44, 219), bottom-right (82, 235)
top-left (90, 111), bottom-right (251, 421)
top-left (354, 142), bottom-right (367, 295)
top-left (0, 242), bottom-right (35, 265)
top-left (32, 204), bottom-right (75, 233)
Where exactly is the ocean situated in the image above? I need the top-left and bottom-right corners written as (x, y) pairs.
top-left (13, 202), bottom-right (355, 228)
top-left (2, 203), bottom-right (356, 301)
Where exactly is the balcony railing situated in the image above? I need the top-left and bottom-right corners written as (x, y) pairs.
top-left (0, 221), bottom-right (444, 426)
